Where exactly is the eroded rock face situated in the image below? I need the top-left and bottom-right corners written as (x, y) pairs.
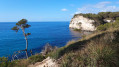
top-left (69, 16), bottom-right (96, 31)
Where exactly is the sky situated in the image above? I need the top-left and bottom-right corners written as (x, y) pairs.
top-left (0, 0), bottom-right (119, 22)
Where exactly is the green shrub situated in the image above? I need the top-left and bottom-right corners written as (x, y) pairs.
top-left (97, 23), bottom-right (112, 31)
top-left (97, 18), bottom-right (119, 31)
top-left (0, 54), bottom-right (46, 67)
top-left (0, 57), bottom-right (9, 67)
top-left (73, 29), bottom-right (81, 31)
top-left (49, 47), bottom-right (66, 59)
top-left (28, 54), bottom-right (46, 64)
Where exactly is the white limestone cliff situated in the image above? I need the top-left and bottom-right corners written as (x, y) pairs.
top-left (69, 15), bottom-right (96, 31)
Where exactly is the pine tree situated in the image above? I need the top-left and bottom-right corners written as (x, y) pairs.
top-left (12, 19), bottom-right (31, 59)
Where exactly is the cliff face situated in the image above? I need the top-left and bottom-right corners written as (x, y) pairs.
top-left (69, 15), bottom-right (115, 31)
top-left (69, 15), bottom-right (96, 31)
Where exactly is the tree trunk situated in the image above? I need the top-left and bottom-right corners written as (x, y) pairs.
top-left (22, 27), bottom-right (29, 59)
top-left (25, 38), bottom-right (28, 59)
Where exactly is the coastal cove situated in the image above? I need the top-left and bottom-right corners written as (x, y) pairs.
top-left (0, 22), bottom-right (81, 57)
top-left (0, 0), bottom-right (119, 66)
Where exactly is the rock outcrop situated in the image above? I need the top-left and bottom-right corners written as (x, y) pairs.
top-left (28, 57), bottom-right (58, 67)
top-left (69, 15), bottom-right (96, 31)
top-left (69, 12), bottom-right (117, 31)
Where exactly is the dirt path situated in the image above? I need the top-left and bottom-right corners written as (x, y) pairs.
top-left (28, 57), bottom-right (58, 67)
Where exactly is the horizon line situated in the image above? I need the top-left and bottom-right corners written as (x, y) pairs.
top-left (0, 21), bottom-right (70, 23)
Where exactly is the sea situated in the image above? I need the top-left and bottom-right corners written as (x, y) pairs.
top-left (0, 22), bottom-right (81, 58)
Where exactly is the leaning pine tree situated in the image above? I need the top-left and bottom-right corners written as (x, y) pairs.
top-left (12, 19), bottom-right (31, 59)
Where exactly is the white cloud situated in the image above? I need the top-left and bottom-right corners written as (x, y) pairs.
top-left (61, 8), bottom-right (68, 11)
top-left (75, 1), bottom-right (119, 14)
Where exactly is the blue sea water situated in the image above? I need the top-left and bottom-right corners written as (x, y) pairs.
top-left (0, 22), bottom-right (81, 57)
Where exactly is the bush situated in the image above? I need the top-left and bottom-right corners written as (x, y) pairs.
top-left (28, 54), bottom-right (46, 64)
top-left (73, 29), bottom-right (81, 31)
top-left (49, 47), bottom-right (66, 59)
top-left (0, 58), bottom-right (28, 67)
top-left (97, 23), bottom-right (112, 31)
top-left (0, 54), bottom-right (46, 67)
top-left (0, 57), bottom-right (9, 67)
top-left (97, 17), bottom-right (119, 31)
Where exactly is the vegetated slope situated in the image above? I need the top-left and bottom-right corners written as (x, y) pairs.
top-left (50, 17), bottom-right (119, 67)
top-left (59, 30), bottom-right (119, 67)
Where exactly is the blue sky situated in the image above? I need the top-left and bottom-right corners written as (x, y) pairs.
top-left (0, 0), bottom-right (119, 22)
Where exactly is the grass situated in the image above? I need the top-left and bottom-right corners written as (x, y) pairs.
top-left (49, 30), bottom-right (109, 59)
top-left (66, 40), bottom-right (77, 46)
top-left (59, 30), bottom-right (119, 67)
top-left (28, 54), bottom-right (46, 64)
top-left (0, 54), bottom-right (46, 67)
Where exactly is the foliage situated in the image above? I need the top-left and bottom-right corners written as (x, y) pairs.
top-left (97, 17), bottom-right (119, 31)
top-left (0, 57), bottom-right (9, 67)
top-left (0, 57), bottom-right (28, 67)
top-left (28, 54), bottom-right (46, 64)
top-left (0, 54), bottom-right (46, 67)
top-left (12, 19), bottom-right (31, 32)
top-left (73, 29), bottom-right (81, 31)
top-left (49, 39), bottom-right (84, 59)
top-left (97, 23), bottom-right (112, 31)
top-left (49, 47), bottom-right (65, 59)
